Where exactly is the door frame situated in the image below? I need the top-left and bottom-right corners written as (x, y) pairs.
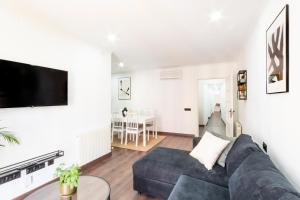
top-left (196, 75), bottom-right (236, 137)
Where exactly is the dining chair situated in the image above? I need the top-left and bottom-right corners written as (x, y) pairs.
top-left (125, 113), bottom-right (143, 146)
top-left (146, 123), bottom-right (155, 141)
top-left (111, 114), bottom-right (124, 144)
top-left (142, 109), bottom-right (157, 140)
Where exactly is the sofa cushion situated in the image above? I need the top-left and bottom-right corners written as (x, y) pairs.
top-left (133, 175), bottom-right (174, 200)
top-left (133, 147), bottom-right (201, 185)
top-left (133, 147), bottom-right (229, 188)
top-left (229, 152), bottom-right (300, 200)
top-left (193, 136), bottom-right (202, 148)
top-left (217, 140), bottom-right (236, 167)
top-left (183, 164), bottom-right (229, 187)
top-left (168, 175), bottom-right (230, 200)
top-left (190, 131), bottom-right (230, 170)
top-left (225, 134), bottom-right (261, 176)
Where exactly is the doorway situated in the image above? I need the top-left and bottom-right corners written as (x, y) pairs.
top-left (197, 79), bottom-right (226, 136)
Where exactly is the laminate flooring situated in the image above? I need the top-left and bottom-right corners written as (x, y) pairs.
top-left (82, 135), bottom-right (193, 200)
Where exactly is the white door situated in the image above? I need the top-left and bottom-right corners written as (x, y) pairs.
top-left (225, 74), bottom-right (237, 137)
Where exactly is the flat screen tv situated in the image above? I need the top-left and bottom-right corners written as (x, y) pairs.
top-left (0, 59), bottom-right (68, 108)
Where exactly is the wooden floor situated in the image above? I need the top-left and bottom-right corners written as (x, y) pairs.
top-left (82, 135), bottom-right (193, 200)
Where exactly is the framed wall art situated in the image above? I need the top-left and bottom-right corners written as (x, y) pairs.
top-left (237, 70), bottom-right (247, 100)
top-left (266, 5), bottom-right (289, 94)
top-left (118, 77), bottom-right (131, 100)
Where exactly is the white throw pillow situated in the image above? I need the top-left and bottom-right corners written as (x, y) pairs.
top-left (190, 131), bottom-right (230, 170)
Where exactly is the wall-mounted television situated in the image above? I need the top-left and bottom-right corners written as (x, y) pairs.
top-left (0, 59), bottom-right (68, 108)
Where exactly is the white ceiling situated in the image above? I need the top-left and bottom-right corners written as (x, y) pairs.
top-left (3, 0), bottom-right (269, 73)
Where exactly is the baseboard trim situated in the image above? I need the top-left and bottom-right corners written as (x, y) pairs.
top-left (158, 131), bottom-right (194, 138)
top-left (13, 151), bottom-right (112, 200)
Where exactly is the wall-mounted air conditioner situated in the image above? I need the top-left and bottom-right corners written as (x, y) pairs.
top-left (160, 69), bottom-right (182, 80)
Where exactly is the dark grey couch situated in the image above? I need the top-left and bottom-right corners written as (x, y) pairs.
top-left (133, 134), bottom-right (300, 200)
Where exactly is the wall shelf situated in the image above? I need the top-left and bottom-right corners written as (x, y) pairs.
top-left (0, 150), bottom-right (64, 185)
top-left (237, 70), bottom-right (247, 100)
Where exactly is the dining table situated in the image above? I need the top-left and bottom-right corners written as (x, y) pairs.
top-left (113, 114), bottom-right (157, 146)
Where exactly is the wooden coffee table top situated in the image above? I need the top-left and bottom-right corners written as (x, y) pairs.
top-left (25, 176), bottom-right (110, 200)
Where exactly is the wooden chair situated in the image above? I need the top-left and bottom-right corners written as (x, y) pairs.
top-left (125, 113), bottom-right (143, 146)
top-left (142, 109), bottom-right (157, 140)
top-left (111, 114), bottom-right (124, 144)
top-left (146, 122), bottom-right (155, 141)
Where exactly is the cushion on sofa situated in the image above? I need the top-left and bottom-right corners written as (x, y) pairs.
top-left (217, 140), bottom-right (236, 167)
top-left (183, 164), bottom-right (229, 187)
top-left (168, 175), bottom-right (230, 200)
top-left (192, 132), bottom-right (236, 168)
top-left (225, 134), bottom-right (261, 176)
top-left (229, 152), bottom-right (300, 200)
top-left (133, 147), bottom-right (200, 185)
top-left (190, 131), bottom-right (230, 170)
top-left (193, 136), bottom-right (202, 148)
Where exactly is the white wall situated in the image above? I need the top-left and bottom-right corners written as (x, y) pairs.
top-left (220, 82), bottom-right (226, 122)
top-left (0, 5), bottom-right (111, 199)
top-left (238, 0), bottom-right (300, 190)
top-left (203, 83), bottom-right (213, 125)
top-left (197, 81), bottom-right (204, 125)
top-left (112, 63), bottom-right (236, 136)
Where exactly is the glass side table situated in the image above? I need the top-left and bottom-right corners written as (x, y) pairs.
top-left (25, 176), bottom-right (110, 200)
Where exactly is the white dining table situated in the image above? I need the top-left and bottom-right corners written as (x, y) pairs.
top-left (113, 114), bottom-right (157, 146)
top-left (138, 115), bottom-right (157, 146)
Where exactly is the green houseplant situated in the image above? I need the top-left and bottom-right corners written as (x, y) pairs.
top-left (55, 164), bottom-right (81, 196)
top-left (0, 127), bottom-right (20, 147)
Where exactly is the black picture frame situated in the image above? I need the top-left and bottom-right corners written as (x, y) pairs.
top-left (118, 77), bottom-right (131, 100)
top-left (266, 4), bottom-right (289, 94)
top-left (237, 70), bottom-right (247, 100)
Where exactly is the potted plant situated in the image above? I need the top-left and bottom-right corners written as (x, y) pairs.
top-left (55, 164), bottom-right (81, 196)
top-left (0, 127), bottom-right (20, 147)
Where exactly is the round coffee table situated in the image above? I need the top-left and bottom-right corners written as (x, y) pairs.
top-left (25, 176), bottom-right (110, 200)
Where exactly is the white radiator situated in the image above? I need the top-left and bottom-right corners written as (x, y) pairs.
top-left (76, 128), bottom-right (110, 165)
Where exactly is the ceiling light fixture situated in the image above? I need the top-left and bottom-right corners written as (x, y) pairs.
top-left (107, 34), bottom-right (118, 43)
top-left (209, 10), bottom-right (223, 22)
top-left (119, 62), bottom-right (124, 68)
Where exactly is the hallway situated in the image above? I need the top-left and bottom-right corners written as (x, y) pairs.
top-left (200, 110), bottom-right (226, 137)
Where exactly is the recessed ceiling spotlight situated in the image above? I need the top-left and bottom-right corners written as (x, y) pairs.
top-left (119, 62), bottom-right (124, 68)
top-left (209, 10), bottom-right (223, 22)
top-left (107, 34), bottom-right (118, 43)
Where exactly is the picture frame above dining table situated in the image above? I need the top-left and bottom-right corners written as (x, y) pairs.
top-left (118, 77), bottom-right (131, 100)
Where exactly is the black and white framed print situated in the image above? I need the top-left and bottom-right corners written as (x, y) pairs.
top-left (118, 77), bottom-right (131, 100)
top-left (266, 5), bottom-right (289, 94)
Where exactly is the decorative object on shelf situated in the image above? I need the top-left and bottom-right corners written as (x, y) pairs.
top-left (0, 127), bottom-right (20, 147)
top-left (55, 164), bottom-right (81, 197)
top-left (122, 107), bottom-right (128, 117)
top-left (266, 5), bottom-right (289, 94)
top-left (237, 70), bottom-right (247, 100)
top-left (118, 77), bottom-right (131, 100)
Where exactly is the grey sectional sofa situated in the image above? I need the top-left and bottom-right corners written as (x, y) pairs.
top-left (133, 134), bottom-right (300, 200)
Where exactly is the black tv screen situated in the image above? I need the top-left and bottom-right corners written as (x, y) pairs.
top-left (0, 59), bottom-right (68, 108)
